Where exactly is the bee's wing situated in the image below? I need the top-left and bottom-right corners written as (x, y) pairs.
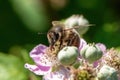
top-left (52, 21), bottom-right (64, 27)
top-left (63, 14), bottom-right (90, 34)
top-left (74, 25), bottom-right (89, 35)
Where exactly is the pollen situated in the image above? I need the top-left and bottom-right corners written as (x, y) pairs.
top-left (101, 48), bottom-right (120, 75)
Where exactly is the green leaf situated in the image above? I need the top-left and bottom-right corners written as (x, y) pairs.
top-left (10, 0), bottom-right (49, 32)
top-left (0, 53), bottom-right (28, 80)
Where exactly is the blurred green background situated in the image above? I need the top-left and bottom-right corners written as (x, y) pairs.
top-left (0, 0), bottom-right (120, 80)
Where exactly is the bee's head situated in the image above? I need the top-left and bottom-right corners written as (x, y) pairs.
top-left (47, 26), bottom-right (63, 47)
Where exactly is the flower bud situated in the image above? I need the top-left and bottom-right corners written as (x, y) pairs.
top-left (64, 15), bottom-right (89, 35)
top-left (72, 59), bottom-right (83, 69)
top-left (58, 46), bottom-right (79, 65)
top-left (97, 65), bottom-right (118, 80)
top-left (80, 44), bottom-right (103, 63)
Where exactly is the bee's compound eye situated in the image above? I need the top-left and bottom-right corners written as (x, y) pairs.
top-left (54, 32), bottom-right (59, 41)
top-left (48, 31), bottom-right (59, 42)
top-left (54, 26), bottom-right (63, 33)
top-left (47, 32), bottom-right (55, 46)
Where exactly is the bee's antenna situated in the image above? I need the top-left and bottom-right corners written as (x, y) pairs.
top-left (38, 32), bottom-right (47, 35)
top-left (64, 24), bottom-right (95, 31)
top-left (83, 24), bottom-right (95, 27)
top-left (64, 27), bottom-right (78, 31)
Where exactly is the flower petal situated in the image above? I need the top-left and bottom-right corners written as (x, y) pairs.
top-left (79, 38), bottom-right (87, 50)
top-left (43, 66), bottom-right (71, 80)
top-left (93, 60), bottom-right (101, 68)
top-left (24, 44), bottom-right (54, 75)
top-left (96, 43), bottom-right (106, 53)
top-left (25, 63), bottom-right (51, 75)
top-left (30, 44), bottom-right (52, 66)
top-left (30, 44), bottom-right (47, 56)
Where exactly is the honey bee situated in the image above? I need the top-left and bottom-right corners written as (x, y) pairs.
top-left (47, 21), bottom-right (80, 55)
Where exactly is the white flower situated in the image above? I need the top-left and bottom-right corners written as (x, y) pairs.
top-left (64, 15), bottom-right (90, 35)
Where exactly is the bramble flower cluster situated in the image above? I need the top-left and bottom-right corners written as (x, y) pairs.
top-left (25, 15), bottom-right (120, 80)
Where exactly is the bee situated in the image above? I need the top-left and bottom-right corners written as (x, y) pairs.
top-left (47, 21), bottom-right (80, 55)
top-left (47, 15), bottom-right (92, 55)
